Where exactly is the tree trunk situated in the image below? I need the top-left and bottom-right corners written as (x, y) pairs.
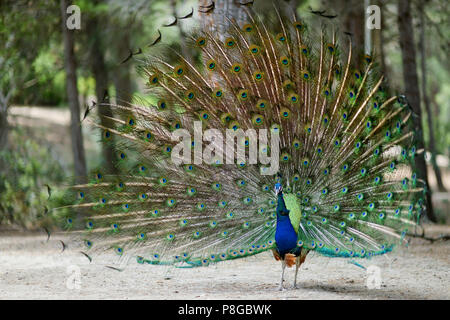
top-left (0, 73), bottom-right (13, 150)
top-left (60, 0), bottom-right (87, 183)
top-left (379, 0), bottom-right (390, 91)
top-left (170, 0), bottom-right (192, 62)
top-left (0, 101), bottom-right (8, 150)
top-left (199, 0), bottom-right (248, 37)
top-left (364, 0), bottom-right (372, 55)
top-left (373, 0), bottom-right (388, 84)
top-left (429, 85), bottom-right (440, 119)
top-left (397, 0), bottom-right (436, 222)
top-left (86, 4), bottom-right (118, 174)
top-left (418, 1), bottom-right (446, 192)
top-left (113, 32), bottom-right (133, 105)
top-left (339, 0), bottom-right (365, 68)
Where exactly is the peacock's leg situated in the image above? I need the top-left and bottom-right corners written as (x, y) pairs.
top-left (293, 256), bottom-right (301, 288)
top-left (293, 249), bottom-right (309, 288)
top-left (278, 260), bottom-right (286, 291)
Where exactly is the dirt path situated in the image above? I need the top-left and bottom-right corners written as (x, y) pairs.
top-left (0, 225), bottom-right (448, 300)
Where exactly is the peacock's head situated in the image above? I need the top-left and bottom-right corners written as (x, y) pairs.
top-left (274, 172), bottom-right (283, 195)
top-left (274, 182), bottom-right (283, 196)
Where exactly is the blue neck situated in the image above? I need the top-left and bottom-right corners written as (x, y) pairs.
top-left (276, 192), bottom-right (290, 218)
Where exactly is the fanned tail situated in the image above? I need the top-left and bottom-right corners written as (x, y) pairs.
top-left (52, 5), bottom-right (424, 267)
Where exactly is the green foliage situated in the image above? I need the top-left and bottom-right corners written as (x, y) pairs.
top-left (428, 58), bottom-right (450, 154)
top-left (0, 128), bottom-right (66, 229)
top-left (0, 1), bottom-right (60, 104)
top-left (25, 46), bottom-right (67, 105)
top-left (77, 75), bottom-right (96, 98)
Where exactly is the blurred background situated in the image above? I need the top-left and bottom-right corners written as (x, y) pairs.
top-left (0, 0), bottom-right (449, 231)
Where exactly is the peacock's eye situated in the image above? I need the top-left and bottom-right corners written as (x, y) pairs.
top-left (327, 43), bottom-right (335, 53)
top-left (225, 37), bottom-right (236, 48)
top-left (196, 37), bottom-right (207, 47)
top-left (243, 23), bottom-right (253, 32)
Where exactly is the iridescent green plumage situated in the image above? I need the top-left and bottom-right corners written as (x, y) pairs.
top-left (54, 5), bottom-right (424, 273)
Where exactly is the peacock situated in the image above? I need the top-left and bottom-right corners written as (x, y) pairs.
top-left (53, 4), bottom-right (425, 291)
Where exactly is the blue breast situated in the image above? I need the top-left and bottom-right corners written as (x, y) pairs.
top-left (275, 193), bottom-right (298, 255)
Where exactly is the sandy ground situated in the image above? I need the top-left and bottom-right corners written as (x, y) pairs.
top-left (0, 225), bottom-right (448, 300)
top-left (4, 107), bottom-right (450, 299)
